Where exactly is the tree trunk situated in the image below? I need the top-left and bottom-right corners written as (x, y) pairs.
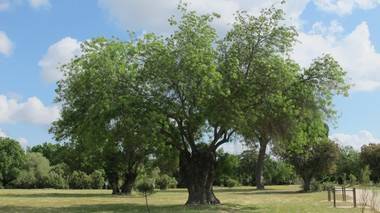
top-left (121, 171), bottom-right (137, 195)
top-left (180, 148), bottom-right (220, 205)
top-left (302, 176), bottom-right (312, 192)
top-left (255, 139), bottom-right (269, 190)
top-left (106, 171), bottom-right (120, 194)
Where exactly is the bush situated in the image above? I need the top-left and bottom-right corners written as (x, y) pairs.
top-left (136, 178), bottom-right (155, 195)
top-left (155, 175), bottom-right (170, 190)
top-left (348, 174), bottom-right (357, 186)
top-left (12, 170), bottom-right (37, 188)
top-left (321, 181), bottom-right (335, 191)
top-left (90, 170), bottom-right (105, 189)
top-left (168, 177), bottom-right (177, 189)
top-left (155, 174), bottom-right (177, 190)
top-left (69, 171), bottom-right (91, 189)
top-left (310, 180), bottom-right (322, 192)
top-left (225, 177), bottom-right (239, 188)
top-left (46, 171), bottom-right (68, 189)
top-left (361, 165), bottom-right (371, 185)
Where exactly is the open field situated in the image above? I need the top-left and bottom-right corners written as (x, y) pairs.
top-left (0, 185), bottom-right (361, 213)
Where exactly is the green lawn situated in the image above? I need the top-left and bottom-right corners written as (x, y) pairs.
top-left (0, 185), bottom-right (360, 212)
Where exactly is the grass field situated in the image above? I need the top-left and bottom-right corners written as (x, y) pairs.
top-left (0, 185), bottom-right (361, 212)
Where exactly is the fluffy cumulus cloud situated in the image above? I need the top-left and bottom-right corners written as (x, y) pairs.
top-left (39, 37), bottom-right (81, 83)
top-left (292, 21), bottom-right (380, 91)
top-left (0, 31), bottom-right (12, 56)
top-left (98, 0), bottom-right (310, 34)
top-left (331, 130), bottom-right (380, 150)
top-left (0, 95), bottom-right (60, 125)
top-left (28, 0), bottom-right (50, 9)
top-left (314, 0), bottom-right (380, 15)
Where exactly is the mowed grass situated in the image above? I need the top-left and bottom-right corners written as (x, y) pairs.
top-left (0, 185), bottom-right (360, 213)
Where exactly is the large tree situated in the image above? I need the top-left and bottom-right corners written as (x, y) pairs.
top-left (360, 143), bottom-right (380, 182)
top-left (51, 37), bottom-right (161, 194)
top-left (140, 6), bottom-right (240, 204)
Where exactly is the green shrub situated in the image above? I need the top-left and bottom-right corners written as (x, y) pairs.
top-left (136, 178), bottom-right (155, 195)
top-left (310, 180), bottom-right (322, 192)
top-left (225, 177), bottom-right (239, 188)
top-left (90, 170), bottom-right (105, 189)
top-left (321, 181), bottom-right (335, 191)
top-left (155, 174), bottom-right (177, 190)
top-left (168, 176), bottom-right (177, 189)
top-left (12, 170), bottom-right (37, 188)
top-left (348, 174), bottom-right (357, 186)
top-left (155, 175), bottom-right (170, 190)
top-left (46, 171), bottom-right (68, 189)
top-left (69, 171), bottom-right (91, 189)
top-left (361, 165), bottom-right (371, 185)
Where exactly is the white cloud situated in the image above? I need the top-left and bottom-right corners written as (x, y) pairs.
top-left (18, 137), bottom-right (28, 148)
top-left (0, 0), bottom-right (10, 11)
top-left (292, 21), bottom-right (380, 91)
top-left (98, 0), bottom-right (310, 34)
top-left (39, 37), bottom-right (81, 83)
top-left (0, 128), bottom-right (6, 137)
top-left (314, 0), bottom-right (380, 15)
top-left (330, 130), bottom-right (380, 150)
top-left (28, 0), bottom-right (50, 9)
top-left (0, 31), bottom-right (12, 56)
top-left (0, 129), bottom-right (28, 148)
top-left (0, 95), bottom-right (60, 125)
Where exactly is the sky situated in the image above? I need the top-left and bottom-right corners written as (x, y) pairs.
top-left (0, 0), bottom-right (380, 152)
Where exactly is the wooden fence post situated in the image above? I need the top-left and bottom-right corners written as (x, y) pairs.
top-left (342, 186), bottom-right (347, 201)
top-left (328, 189), bottom-right (331, 201)
top-left (333, 188), bottom-right (336, 207)
top-left (353, 188), bottom-right (357, 208)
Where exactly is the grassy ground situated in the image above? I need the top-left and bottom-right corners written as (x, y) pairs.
top-left (0, 185), bottom-right (361, 212)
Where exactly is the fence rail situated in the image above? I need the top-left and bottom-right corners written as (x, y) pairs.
top-left (328, 186), bottom-right (357, 208)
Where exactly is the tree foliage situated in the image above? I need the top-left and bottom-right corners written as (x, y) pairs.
top-left (0, 137), bottom-right (25, 187)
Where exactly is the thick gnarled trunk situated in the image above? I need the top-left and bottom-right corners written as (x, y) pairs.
top-left (255, 139), bottom-right (269, 190)
top-left (180, 149), bottom-right (220, 205)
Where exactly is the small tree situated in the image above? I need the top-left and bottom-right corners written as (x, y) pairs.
top-left (136, 178), bottom-right (155, 213)
top-left (278, 120), bottom-right (339, 192)
top-left (361, 165), bottom-right (371, 186)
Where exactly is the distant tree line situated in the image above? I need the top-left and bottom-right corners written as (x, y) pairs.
top-left (2, 136), bottom-right (380, 193)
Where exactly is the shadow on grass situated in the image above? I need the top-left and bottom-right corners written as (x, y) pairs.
top-left (0, 203), bottom-right (261, 213)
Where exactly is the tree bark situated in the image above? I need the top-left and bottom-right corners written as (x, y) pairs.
top-left (302, 176), bottom-right (312, 192)
top-left (121, 171), bottom-right (137, 195)
top-left (255, 138), bottom-right (269, 190)
top-left (106, 169), bottom-right (120, 194)
top-left (180, 148), bottom-right (220, 205)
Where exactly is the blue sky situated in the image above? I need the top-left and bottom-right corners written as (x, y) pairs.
top-left (0, 0), bottom-right (380, 151)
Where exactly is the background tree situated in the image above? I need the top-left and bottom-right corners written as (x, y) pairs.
top-left (13, 152), bottom-right (51, 188)
top-left (360, 143), bottom-right (380, 183)
top-left (334, 145), bottom-right (361, 184)
top-left (279, 119), bottom-right (339, 191)
top-left (0, 137), bottom-right (25, 187)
